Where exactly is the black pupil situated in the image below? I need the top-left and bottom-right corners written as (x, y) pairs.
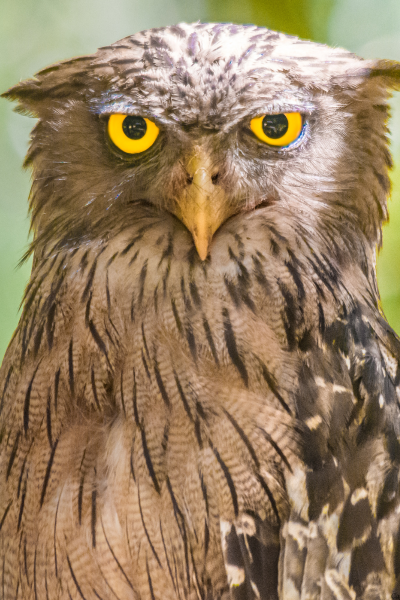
top-left (262, 114), bottom-right (289, 139)
top-left (122, 116), bottom-right (147, 140)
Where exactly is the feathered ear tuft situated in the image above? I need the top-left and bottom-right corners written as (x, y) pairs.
top-left (368, 59), bottom-right (400, 90)
top-left (1, 55), bottom-right (96, 117)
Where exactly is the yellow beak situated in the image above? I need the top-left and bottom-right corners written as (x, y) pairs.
top-left (173, 146), bottom-right (230, 261)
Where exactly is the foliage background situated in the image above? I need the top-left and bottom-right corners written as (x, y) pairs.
top-left (1, 0), bottom-right (399, 359)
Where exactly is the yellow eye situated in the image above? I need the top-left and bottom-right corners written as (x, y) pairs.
top-left (250, 112), bottom-right (303, 147)
top-left (108, 114), bottom-right (159, 154)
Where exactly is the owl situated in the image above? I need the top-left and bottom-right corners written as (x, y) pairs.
top-left (1, 21), bottom-right (400, 600)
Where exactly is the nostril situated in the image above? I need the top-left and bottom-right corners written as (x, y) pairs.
top-left (211, 172), bottom-right (219, 185)
top-left (186, 175), bottom-right (194, 185)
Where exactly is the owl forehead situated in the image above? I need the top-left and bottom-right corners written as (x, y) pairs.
top-left (89, 23), bottom-right (363, 128)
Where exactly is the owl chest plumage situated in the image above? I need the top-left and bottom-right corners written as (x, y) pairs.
top-left (1, 204), bottom-right (386, 600)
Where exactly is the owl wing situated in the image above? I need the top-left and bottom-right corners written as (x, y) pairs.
top-left (221, 303), bottom-right (400, 600)
top-left (221, 515), bottom-right (280, 600)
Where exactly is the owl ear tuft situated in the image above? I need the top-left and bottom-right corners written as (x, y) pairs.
top-left (368, 59), bottom-right (400, 90)
top-left (1, 56), bottom-right (96, 117)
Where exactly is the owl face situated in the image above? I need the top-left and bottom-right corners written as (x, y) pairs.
top-left (3, 23), bottom-right (400, 263)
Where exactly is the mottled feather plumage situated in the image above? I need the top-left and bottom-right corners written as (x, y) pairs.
top-left (1, 22), bottom-right (400, 600)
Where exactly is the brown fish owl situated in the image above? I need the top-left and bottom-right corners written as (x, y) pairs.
top-left (1, 21), bottom-right (400, 600)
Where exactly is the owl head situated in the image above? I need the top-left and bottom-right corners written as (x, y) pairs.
top-left (3, 22), bottom-right (400, 265)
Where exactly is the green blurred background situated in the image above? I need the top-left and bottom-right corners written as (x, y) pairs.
top-left (1, 0), bottom-right (399, 359)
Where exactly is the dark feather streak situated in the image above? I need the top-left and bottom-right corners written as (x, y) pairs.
top-left (212, 445), bottom-right (239, 516)
top-left (40, 438), bottom-right (59, 508)
top-left (6, 431), bottom-right (21, 480)
top-left (154, 361), bottom-right (171, 408)
top-left (141, 427), bottom-right (161, 494)
top-left (24, 361), bottom-right (42, 434)
top-left (138, 492), bottom-right (162, 567)
top-left (222, 308), bottom-right (248, 386)
top-left (202, 316), bottom-right (219, 365)
top-left (66, 554), bottom-right (87, 600)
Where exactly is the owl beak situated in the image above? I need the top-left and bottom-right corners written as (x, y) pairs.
top-left (174, 147), bottom-right (229, 261)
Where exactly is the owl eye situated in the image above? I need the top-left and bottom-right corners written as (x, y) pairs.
top-left (250, 112), bottom-right (303, 147)
top-left (108, 114), bottom-right (160, 154)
